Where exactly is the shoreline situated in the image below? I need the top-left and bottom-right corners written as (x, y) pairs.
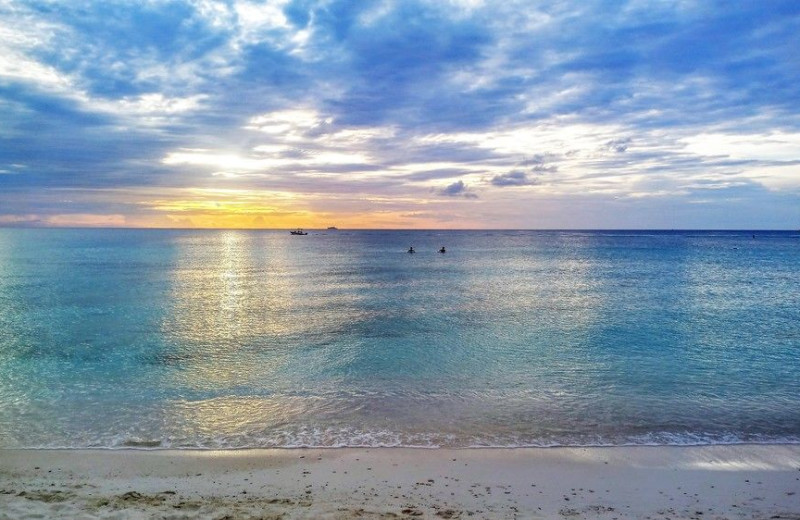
top-left (4, 440), bottom-right (800, 450)
top-left (2, 445), bottom-right (799, 519)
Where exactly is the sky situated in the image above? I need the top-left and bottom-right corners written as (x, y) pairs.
top-left (1, 0), bottom-right (799, 229)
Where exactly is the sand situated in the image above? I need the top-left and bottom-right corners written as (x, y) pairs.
top-left (1, 445), bottom-right (799, 519)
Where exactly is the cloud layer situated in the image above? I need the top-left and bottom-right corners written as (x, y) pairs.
top-left (1, 0), bottom-right (799, 228)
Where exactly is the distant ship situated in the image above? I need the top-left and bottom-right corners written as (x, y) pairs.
top-left (327, 226), bottom-right (338, 230)
top-left (290, 229), bottom-right (308, 235)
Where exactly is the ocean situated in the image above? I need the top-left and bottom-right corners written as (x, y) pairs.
top-left (0, 229), bottom-right (798, 449)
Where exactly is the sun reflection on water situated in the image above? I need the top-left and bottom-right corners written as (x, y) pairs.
top-left (159, 231), bottom-right (304, 389)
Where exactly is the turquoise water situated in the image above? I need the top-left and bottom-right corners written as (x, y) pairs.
top-left (0, 229), bottom-right (799, 448)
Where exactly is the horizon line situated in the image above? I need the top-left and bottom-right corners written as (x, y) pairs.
top-left (1, 226), bottom-right (798, 232)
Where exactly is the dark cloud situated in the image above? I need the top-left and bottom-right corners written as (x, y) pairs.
top-left (491, 170), bottom-right (536, 187)
top-left (490, 154), bottom-right (557, 187)
top-left (531, 164), bottom-right (558, 173)
top-left (606, 139), bottom-right (631, 153)
top-left (437, 180), bottom-right (477, 198)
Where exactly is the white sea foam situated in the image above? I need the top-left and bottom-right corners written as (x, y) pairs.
top-left (32, 430), bottom-right (796, 451)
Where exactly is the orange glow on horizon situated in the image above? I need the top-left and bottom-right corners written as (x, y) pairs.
top-left (0, 187), bottom-right (485, 229)
top-left (152, 209), bottom-right (450, 230)
top-left (0, 211), bottom-right (470, 230)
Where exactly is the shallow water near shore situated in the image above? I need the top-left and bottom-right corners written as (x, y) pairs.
top-left (0, 229), bottom-right (799, 449)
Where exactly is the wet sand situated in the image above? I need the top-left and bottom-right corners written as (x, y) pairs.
top-left (1, 445), bottom-right (799, 519)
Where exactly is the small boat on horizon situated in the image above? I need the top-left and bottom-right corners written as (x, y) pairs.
top-left (290, 229), bottom-right (308, 235)
top-left (327, 226), bottom-right (338, 230)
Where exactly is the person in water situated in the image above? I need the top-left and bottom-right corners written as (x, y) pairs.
top-left (439, 246), bottom-right (446, 253)
top-left (408, 246), bottom-right (415, 253)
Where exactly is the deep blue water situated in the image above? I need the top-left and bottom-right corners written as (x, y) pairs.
top-left (0, 229), bottom-right (799, 448)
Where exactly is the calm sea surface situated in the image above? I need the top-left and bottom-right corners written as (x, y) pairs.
top-left (0, 229), bottom-right (798, 449)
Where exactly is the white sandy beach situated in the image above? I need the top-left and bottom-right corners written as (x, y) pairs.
top-left (1, 445), bottom-right (799, 519)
